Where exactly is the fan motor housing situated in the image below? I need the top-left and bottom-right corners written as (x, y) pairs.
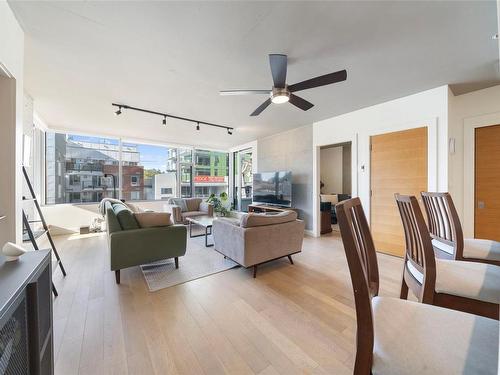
top-left (271, 86), bottom-right (290, 103)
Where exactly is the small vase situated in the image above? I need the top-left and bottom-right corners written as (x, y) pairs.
top-left (2, 242), bottom-right (26, 262)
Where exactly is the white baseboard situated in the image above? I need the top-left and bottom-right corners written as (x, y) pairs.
top-left (304, 229), bottom-right (318, 237)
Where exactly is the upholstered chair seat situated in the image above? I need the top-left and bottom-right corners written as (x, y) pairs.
top-left (463, 238), bottom-right (500, 261)
top-left (372, 296), bottom-right (498, 375)
top-left (432, 238), bottom-right (500, 262)
top-left (406, 258), bottom-right (500, 305)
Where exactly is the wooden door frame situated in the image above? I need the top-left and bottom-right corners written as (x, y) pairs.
top-left (463, 112), bottom-right (500, 238)
top-left (312, 136), bottom-right (358, 237)
top-left (366, 118), bottom-right (438, 223)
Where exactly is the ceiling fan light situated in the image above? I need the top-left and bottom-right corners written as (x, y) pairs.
top-left (270, 87), bottom-right (290, 104)
top-left (271, 94), bottom-right (290, 104)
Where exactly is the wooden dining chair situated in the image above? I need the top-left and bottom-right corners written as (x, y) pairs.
top-left (395, 194), bottom-right (499, 319)
top-left (336, 197), bottom-right (498, 375)
top-left (421, 192), bottom-right (500, 266)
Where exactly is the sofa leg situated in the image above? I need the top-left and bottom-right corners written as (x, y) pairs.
top-left (115, 270), bottom-right (120, 284)
top-left (287, 255), bottom-right (294, 265)
top-left (175, 257), bottom-right (179, 269)
top-left (253, 265), bottom-right (258, 278)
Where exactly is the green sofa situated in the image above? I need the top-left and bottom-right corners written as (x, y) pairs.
top-left (104, 200), bottom-right (187, 284)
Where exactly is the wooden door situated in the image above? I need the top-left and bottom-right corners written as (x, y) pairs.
top-left (475, 124), bottom-right (500, 241)
top-left (370, 127), bottom-right (428, 256)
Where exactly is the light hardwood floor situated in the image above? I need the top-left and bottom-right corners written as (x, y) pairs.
top-left (50, 231), bottom-right (404, 375)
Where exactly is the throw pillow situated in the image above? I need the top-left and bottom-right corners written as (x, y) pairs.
top-left (113, 203), bottom-right (140, 230)
top-left (320, 194), bottom-right (339, 204)
top-left (135, 212), bottom-right (172, 228)
top-left (125, 202), bottom-right (143, 213)
top-left (240, 211), bottom-right (298, 228)
top-left (169, 198), bottom-right (188, 212)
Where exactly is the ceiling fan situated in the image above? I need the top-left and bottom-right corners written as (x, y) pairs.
top-left (220, 54), bottom-right (347, 116)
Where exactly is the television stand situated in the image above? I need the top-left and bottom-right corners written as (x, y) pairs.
top-left (248, 204), bottom-right (296, 214)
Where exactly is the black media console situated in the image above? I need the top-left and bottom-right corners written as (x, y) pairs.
top-left (0, 250), bottom-right (53, 375)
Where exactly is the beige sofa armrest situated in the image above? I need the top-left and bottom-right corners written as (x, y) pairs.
top-left (200, 201), bottom-right (214, 216)
top-left (165, 204), bottom-right (183, 224)
top-left (213, 218), bottom-right (245, 264)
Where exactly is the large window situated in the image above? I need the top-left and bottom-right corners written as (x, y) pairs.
top-left (45, 132), bottom-right (229, 204)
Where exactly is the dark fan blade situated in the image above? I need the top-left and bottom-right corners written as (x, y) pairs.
top-left (289, 94), bottom-right (314, 111)
top-left (250, 98), bottom-right (272, 116)
top-left (269, 54), bottom-right (287, 88)
top-left (288, 69), bottom-right (347, 92)
top-left (220, 90), bottom-right (270, 96)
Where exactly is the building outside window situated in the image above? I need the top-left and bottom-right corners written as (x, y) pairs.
top-left (193, 149), bottom-right (229, 198)
top-left (130, 191), bottom-right (141, 200)
top-left (121, 142), bottom-right (171, 201)
top-left (179, 149), bottom-right (192, 163)
top-left (46, 133), bottom-right (120, 204)
top-left (130, 175), bottom-right (139, 186)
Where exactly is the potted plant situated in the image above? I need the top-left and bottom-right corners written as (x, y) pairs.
top-left (207, 192), bottom-right (231, 217)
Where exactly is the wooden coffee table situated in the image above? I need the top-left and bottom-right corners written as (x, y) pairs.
top-left (186, 215), bottom-right (214, 247)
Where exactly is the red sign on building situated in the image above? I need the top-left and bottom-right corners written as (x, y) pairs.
top-left (194, 176), bottom-right (226, 183)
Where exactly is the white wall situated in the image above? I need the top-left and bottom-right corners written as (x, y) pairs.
top-left (312, 85), bottom-right (450, 236)
top-left (448, 84), bottom-right (500, 237)
top-left (320, 146), bottom-right (343, 194)
top-left (0, 2), bottom-right (24, 244)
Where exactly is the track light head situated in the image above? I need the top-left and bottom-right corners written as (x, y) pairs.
top-left (227, 128), bottom-right (233, 135)
top-left (114, 107), bottom-right (122, 116)
top-left (162, 116), bottom-right (167, 126)
top-left (196, 123), bottom-right (200, 131)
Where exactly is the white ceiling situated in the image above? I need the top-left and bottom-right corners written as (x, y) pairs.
top-left (10, 1), bottom-right (500, 149)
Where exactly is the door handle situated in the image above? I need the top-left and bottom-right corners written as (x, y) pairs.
top-left (477, 201), bottom-right (485, 209)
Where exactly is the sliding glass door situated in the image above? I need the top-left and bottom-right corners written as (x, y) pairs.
top-left (233, 149), bottom-right (253, 211)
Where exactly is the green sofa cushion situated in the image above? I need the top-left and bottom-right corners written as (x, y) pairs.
top-left (105, 201), bottom-right (122, 233)
top-left (113, 203), bottom-right (140, 230)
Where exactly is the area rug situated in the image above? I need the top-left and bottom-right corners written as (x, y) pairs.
top-left (140, 238), bottom-right (238, 291)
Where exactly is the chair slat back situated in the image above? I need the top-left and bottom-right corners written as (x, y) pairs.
top-left (337, 197), bottom-right (379, 298)
top-left (421, 192), bottom-right (464, 259)
top-left (395, 194), bottom-right (436, 300)
top-left (337, 198), bottom-right (378, 374)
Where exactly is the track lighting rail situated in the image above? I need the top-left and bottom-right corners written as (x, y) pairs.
top-left (112, 103), bottom-right (234, 134)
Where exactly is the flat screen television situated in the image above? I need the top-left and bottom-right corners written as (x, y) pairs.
top-left (252, 171), bottom-right (292, 207)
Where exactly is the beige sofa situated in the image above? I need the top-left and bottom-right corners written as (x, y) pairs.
top-left (165, 198), bottom-right (214, 224)
top-left (212, 210), bottom-right (305, 277)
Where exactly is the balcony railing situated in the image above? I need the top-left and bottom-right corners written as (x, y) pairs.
top-left (66, 163), bottom-right (104, 173)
